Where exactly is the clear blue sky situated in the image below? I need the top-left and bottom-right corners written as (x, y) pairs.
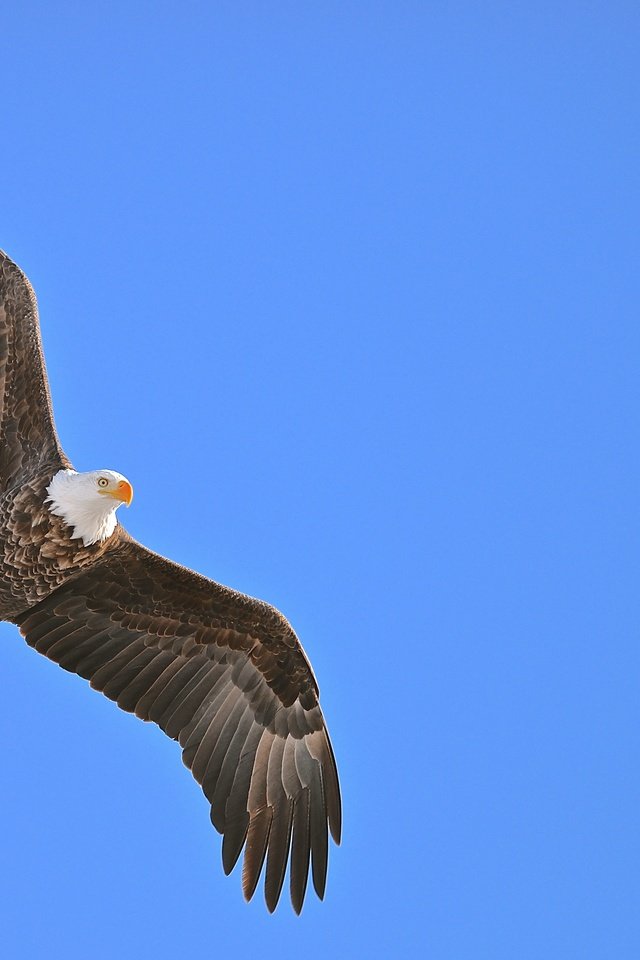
top-left (1, 3), bottom-right (638, 958)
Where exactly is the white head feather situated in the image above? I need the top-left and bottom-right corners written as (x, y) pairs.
top-left (46, 468), bottom-right (133, 546)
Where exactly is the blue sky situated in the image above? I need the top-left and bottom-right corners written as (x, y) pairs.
top-left (1, 3), bottom-right (639, 958)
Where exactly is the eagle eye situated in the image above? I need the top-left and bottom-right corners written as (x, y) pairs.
top-left (98, 477), bottom-right (109, 487)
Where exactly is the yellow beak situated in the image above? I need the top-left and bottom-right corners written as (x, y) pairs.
top-left (103, 479), bottom-right (134, 506)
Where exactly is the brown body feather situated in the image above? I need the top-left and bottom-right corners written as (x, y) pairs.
top-left (0, 250), bottom-right (341, 913)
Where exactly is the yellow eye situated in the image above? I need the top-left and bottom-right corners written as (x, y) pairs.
top-left (98, 478), bottom-right (109, 487)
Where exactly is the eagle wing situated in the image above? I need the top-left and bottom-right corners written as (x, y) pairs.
top-left (0, 251), bottom-right (70, 492)
top-left (13, 534), bottom-right (341, 913)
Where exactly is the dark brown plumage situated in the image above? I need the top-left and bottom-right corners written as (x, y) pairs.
top-left (0, 250), bottom-right (341, 913)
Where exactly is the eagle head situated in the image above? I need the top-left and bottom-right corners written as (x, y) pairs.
top-left (45, 468), bottom-right (133, 546)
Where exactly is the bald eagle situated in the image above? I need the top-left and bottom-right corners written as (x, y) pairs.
top-left (0, 251), bottom-right (340, 913)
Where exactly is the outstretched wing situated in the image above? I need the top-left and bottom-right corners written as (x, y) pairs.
top-left (14, 534), bottom-right (341, 913)
top-left (0, 251), bottom-right (70, 492)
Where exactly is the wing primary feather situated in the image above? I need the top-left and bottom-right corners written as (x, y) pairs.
top-left (210, 704), bottom-right (254, 823)
top-left (185, 683), bottom-right (238, 781)
top-left (265, 798), bottom-right (294, 913)
top-left (308, 728), bottom-right (342, 845)
top-left (247, 730), bottom-right (274, 813)
top-left (309, 760), bottom-right (329, 900)
top-left (182, 683), bottom-right (231, 779)
top-left (263, 734), bottom-right (297, 911)
top-left (242, 806), bottom-right (273, 902)
top-left (241, 730), bottom-right (276, 900)
top-left (290, 787), bottom-right (311, 915)
top-left (199, 693), bottom-right (247, 803)
top-left (219, 721), bottom-right (265, 841)
top-left (222, 811), bottom-right (249, 876)
top-left (178, 661), bottom-right (229, 748)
